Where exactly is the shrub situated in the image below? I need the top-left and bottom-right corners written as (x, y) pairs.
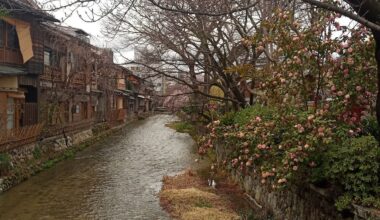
top-left (220, 112), bottom-right (236, 126)
top-left (0, 153), bottom-right (11, 175)
top-left (233, 105), bottom-right (274, 126)
top-left (167, 121), bottom-right (194, 134)
top-left (33, 147), bottom-right (42, 159)
top-left (201, 103), bottom-right (380, 210)
top-left (322, 136), bottom-right (380, 209)
top-left (362, 116), bottom-right (380, 141)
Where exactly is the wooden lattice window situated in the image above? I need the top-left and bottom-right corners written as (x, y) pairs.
top-left (0, 20), bottom-right (19, 49)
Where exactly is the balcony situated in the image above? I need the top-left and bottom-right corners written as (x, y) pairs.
top-left (0, 48), bottom-right (23, 65)
top-left (41, 65), bottom-right (63, 82)
top-left (72, 72), bottom-right (86, 85)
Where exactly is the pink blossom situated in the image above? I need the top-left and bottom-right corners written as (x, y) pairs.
top-left (213, 120), bottom-right (220, 125)
top-left (294, 124), bottom-right (305, 133)
top-left (348, 130), bottom-right (355, 136)
top-left (237, 132), bottom-right (245, 138)
top-left (307, 115), bottom-right (315, 121)
top-left (257, 144), bottom-right (267, 150)
top-left (246, 160), bottom-right (252, 167)
top-left (255, 116), bottom-right (262, 123)
top-left (347, 57), bottom-right (354, 65)
top-left (278, 178), bottom-right (287, 184)
top-left (340, 43), bottom-right (348, 49)
top-left (232, 158), bottom-right (239, 167)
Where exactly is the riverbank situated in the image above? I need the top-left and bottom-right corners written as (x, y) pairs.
top-left (160, 169), bottom-right (253, 220)
top-left (162, 120), bottom-right (254, 219)
top-left (0, 117), bottom-right (139, 194)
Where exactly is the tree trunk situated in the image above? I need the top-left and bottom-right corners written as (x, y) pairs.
top-left (373, 30), bottom-right (380, 128)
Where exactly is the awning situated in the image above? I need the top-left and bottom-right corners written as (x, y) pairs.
top-left (0, 65), bottom-right (26, 76)
top-left (2, 17), bottom-right (34, 63)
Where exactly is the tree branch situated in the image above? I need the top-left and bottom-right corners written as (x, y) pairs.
top-left (302, 0), bottom-right (380, 31)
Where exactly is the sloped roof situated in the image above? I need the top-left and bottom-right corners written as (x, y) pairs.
top-left (0, 0), bottom-right (58, 22)
top-left (44, 22), bottom-right (89, 38)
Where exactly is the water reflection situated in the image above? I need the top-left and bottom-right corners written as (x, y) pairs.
top-left (0, 115), bottom-right (194, 220)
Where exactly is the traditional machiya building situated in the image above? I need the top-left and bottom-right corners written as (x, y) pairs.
top-left (126, 73), bottom-right (153, 114)
top-left (0, 0), bottom-right (58, 149)
top-left (39, 23), bottom-right (96, 131)
top-left (0, 0), bottom-right (154, 150)
top-left (0, 0), bottom-right (57, 129)
top-left (38, 22), bottom-right (133, 133)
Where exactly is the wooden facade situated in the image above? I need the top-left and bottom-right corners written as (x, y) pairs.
top-left (37, 21), bottom-right (153, 129)
top-left (0, 0), bottom-right (154, 151)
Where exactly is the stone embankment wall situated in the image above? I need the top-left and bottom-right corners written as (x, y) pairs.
top-left (232, 172), bottom-right (344, 220)
top-left (216, 144), bottom-right (380, 220)
top-left (0, 122), bottom-right (127, 194)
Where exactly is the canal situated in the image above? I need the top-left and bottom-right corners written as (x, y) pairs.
top-left (0, 115), bottom-right (195, 219)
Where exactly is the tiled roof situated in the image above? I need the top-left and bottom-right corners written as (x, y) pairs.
top-left (0, 0), bottom-right (58, 22)
top-left (43, 22), bottom-right (89, 38)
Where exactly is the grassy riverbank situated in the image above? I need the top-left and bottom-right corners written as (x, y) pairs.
top-left (163, 119), bottom-right (254, 219)
top-left (165, 121), bottom-right (197, 138)
top-left (160, 169), bottom-right (253, 220)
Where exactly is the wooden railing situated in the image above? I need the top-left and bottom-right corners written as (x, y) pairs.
top-left (0, 123), bottom-right (44, 152)
top-left (72, 72), bottom-right (86, 85)
top-left (0, 48), bottom-right (23, 65)
top-left (41, 119), bottom-right (94, 138)
top-left (41, 66), bottom-right (63, 82)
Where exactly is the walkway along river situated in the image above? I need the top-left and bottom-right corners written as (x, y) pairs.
top-left (0, 115), bottom-right (195, 219)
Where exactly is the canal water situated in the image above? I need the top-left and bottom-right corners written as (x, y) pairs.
top-left (0, 115), bottom-right (195, 220)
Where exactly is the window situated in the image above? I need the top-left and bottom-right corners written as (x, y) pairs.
top-left (6, 98), bottom-right (15, 130)
top-left (0, 20), bottom-right (19, 49)
top-left (44, 48), bottom-right (61, 67)
top-left (7, 24), bottom-right (19, 49)
top-left (44, 50), bottom-right (51, 66)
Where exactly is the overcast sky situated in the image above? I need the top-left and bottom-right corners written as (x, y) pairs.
top-left (52, 9), bottom-right (134, 63)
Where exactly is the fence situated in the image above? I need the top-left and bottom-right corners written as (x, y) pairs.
top-left (0, 123), bottom-right (44, 152)
top-left (0, 102), bottom-right (41, 152)
top-left (41, 119), bottom-right (94, 138)
top-left (0, 102), bottom-right (39, 129)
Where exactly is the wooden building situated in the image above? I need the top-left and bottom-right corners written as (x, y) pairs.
top-left (0, 0), bottom-right (154, 150)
